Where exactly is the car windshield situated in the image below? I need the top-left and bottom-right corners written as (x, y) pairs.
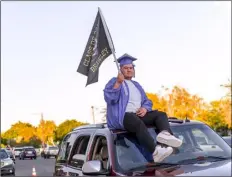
top-left (14, 149), bottom-right (23, 151)
top-left (0, 150), bottom-right (9, 159)
top-left (49, 147), bottom-right (58, 150)
top-left (25, 148), bottom-right (34, 151)
top-left (114, 123), bottom-right (232, 171)
top-left (223, 137), bottom-right (231, 146)
top-left (6, 151), bottom-right (13, 155)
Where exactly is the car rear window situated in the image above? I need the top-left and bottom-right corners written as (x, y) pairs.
top-left (25, 148), bottom-right (35, 151)
top-left (15, 149), bottom-right (23, 151)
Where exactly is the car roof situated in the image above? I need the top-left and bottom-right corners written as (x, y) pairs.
top-left (23, 147), bottom-right (35, 149)
top-left (70, 117), bottom-right (205, 135)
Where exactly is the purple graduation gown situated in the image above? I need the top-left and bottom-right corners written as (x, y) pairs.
top-left (103, 77), bottom-right (153, 129)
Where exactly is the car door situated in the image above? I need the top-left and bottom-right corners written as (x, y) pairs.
top-left (54, 132), bottom-right (78, 176)
top-left (84, 129), bottom-right (115, 176)
top-left (63, 129), bottom-right (95, 176)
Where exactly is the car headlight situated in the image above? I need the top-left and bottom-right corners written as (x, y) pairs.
top-left (4, 162), bottom-right (10, 166)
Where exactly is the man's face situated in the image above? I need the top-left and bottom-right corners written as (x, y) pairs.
top-left (121, 64), bottom-right (135, 79)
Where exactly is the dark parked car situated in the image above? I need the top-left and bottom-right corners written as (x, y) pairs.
top-left (19, 147), bottom-right (37, 160)
top-left (53, 117), bottom-right (231, 176)
top-left (0, 149), bottom-right (15, 176)
top-left (223, 136), bottom-right (232, 147)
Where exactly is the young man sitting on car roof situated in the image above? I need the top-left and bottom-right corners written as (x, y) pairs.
top-left (103, 53), bottom-right (183, 163)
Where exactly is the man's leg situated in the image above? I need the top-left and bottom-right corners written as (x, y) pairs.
top-left (123, 112), bottom-right (156, 153)
top-left (141, 110), bottom-right (173, 134)
top-left (123, 112), bottom-right (173, 162)
top-left (141, 110), bottom-right (182, 148)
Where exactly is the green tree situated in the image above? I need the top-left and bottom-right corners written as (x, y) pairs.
top-left (55, 119), bottom-right (88, 142)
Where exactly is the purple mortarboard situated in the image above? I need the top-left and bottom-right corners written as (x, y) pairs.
top-left (116, 53), bottom-right (137, 67)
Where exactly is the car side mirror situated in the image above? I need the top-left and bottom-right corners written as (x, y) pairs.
top-left (82, 160), bottom-right (109, 176)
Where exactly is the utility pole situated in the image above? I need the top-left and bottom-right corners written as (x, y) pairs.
top-left (41, 112), bottom-right (44, 120)
top-left (32, 112), bottom-right (45, 147)
top-left (91, 106), bottom-right (95, 124)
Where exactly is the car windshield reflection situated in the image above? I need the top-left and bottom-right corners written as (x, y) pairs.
top-left (115, 124), bottom-right (232, 171)
top-left (0, 150), bottom-right (9, 160)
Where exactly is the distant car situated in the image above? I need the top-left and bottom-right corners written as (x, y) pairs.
top-left (13, 147), bottom-right (23, 158)
top-left (0, 149), bottom-right (15, 176)
top-left (223, 136), bottom-right (232, 147)
top-left (44, 146), bottom-right (59, 159)
top-left (19, 147), bottom-right (37, 160)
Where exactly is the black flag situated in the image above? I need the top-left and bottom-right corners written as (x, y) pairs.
top-left (77, 8), bottom-right (114, 86)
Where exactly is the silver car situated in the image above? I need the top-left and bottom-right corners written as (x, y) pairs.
top-left (13, 147), bottom-right (23, 158)
top-left (0, 149), bottom-right (15, 176)
top-left (43, 146), bottom-right (59, 159)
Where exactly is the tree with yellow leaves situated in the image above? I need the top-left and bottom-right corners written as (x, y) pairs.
top-left (2, 121), bottom-right (35, 143)
top-left (147, 85), bottom-right (205, 120)
top-left (36, 118), bottom-right (56, 146)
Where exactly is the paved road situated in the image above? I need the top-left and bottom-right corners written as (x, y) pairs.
top-left (15, 156), bottom-right (56, 176)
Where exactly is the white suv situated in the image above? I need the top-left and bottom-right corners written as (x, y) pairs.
top-left (43, 146), bottom-right (59, 159)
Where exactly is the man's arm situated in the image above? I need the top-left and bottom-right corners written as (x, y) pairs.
top-left (142, 95), bottom-right (153, 112)
top-left (103, 77), bottom-right (122, 105)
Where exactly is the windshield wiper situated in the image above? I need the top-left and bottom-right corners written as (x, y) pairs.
top-left (128, 162), bottom-right (180, 171)
top-left (177, 156), bottom-right (230, 165)
top-left (203, 156), bottom-right (231, 160)
top-left (128, 156), bottom-right (231, 171)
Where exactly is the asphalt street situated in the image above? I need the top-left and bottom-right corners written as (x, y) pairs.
top-left (15, 156), bottom-right (56, 176)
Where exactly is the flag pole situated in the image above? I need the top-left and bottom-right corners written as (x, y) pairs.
top-left (98, 7), bottom-right (128, 95)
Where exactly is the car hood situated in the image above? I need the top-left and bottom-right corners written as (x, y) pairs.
top-left (1, 157), bottom-right (12, 162)
top-left (129, 159), bottom-right (231, 176)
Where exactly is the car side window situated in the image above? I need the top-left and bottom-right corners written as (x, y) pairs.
top-left (89, 135), bottom-right (109, 170)
top-left (68, 135), bottom-right (91, 169)
top-left (57, 133), bottom-right (72, 163)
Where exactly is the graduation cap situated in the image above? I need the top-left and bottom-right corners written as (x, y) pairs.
top-left (116, 53), bottom-right (137, 67)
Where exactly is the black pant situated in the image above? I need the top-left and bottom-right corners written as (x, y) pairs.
top-left (123, 110), bottom-right (173, 153)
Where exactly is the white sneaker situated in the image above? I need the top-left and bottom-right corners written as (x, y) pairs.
top-left (156, 131), bottom-right (183, 148)
top-left (153, 145), bottom-right (173, 163)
